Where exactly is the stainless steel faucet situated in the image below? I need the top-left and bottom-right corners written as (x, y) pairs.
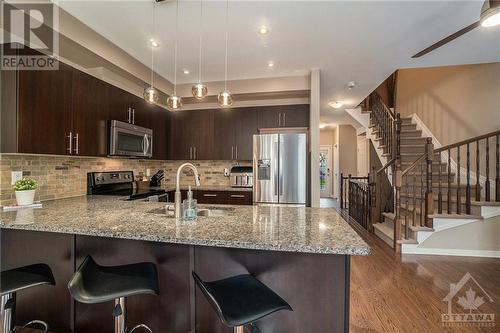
top-left (175, 163), bottom-right (200, 218)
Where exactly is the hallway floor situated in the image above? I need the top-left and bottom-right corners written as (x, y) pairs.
top-left (346, 214), bottom-right (500, 333)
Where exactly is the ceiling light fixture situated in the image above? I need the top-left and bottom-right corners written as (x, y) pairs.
top-left (143, 1), bottom-right (159, 104)
top-left (167, 0), bottom-right (183, 111)
top-left (183, 69), bottom-right (190, 75)
top-left (149, 39), bottom-right (160, 48)
top-left (329, 101), bottom-right (343, 109)
top-left (191, 0), bottom-right (208, 100)
top-left (347, 81), bottom-right (356, 89)
top-left (258, 26), bottom-right (269, 35)
top-left (218, 0), bottom-right (233, 108)
top-left (267, 61), bottom-right (274, 67)
top-left (480, 0), bottom-right (500, 27)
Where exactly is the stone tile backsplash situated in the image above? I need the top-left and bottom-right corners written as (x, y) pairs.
top-left (0, 154), bottom-right (250, 206)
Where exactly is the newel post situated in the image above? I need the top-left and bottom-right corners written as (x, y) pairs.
top-left (424, 137), bottom-right (434, 228)
top-left (393, 160), bottom-right (402, 253)
top-left (340, 173), bottom-right (344, 209)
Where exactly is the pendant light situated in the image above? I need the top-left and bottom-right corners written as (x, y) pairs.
top-left (217, 0), bottom-right (233, 108)
top-left (191, 0), bottom-right (208, 99)
top-left (144, 0), bottom-right (159, 104)
top-left (167, 0), bottom-right (183, 111)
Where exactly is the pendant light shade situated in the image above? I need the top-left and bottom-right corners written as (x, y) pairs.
top-left (218, 0), bottom-right (233, 108)
top-left (192, 83), bottom-right (208, 100)
top-left (167, 95), bottom-right (183, 110)
top-left (480, 0), bottom-right (500, 27)
top-left (192, 0), bottom-right (208, 100)
top-left (144, 0), bottom-right (159, 104)
top-left (144, 86), bottom-right (160, 104)
top-left (218, 89), bottom-right (233, 107)
top-left (168, 0), bottom-right (182, 111)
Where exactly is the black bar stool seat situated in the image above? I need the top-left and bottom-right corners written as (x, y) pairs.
top-left (1, 263), bottom-right (55, 295)
top-left (192, 272), bottom-right (292, 329)
top-left (68, 255), bottom-right (159, 304)
top-left (1, 263), bottom-right (55, 333)
top-left (68, 255), bottom-right (159, 333)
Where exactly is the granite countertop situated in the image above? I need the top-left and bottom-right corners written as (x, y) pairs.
top-left (0, 196), bottom-right (369, 255)
top-left (163, 185), bottom-right (253, 192)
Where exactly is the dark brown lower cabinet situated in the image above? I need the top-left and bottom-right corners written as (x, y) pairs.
top-left (166, 190), bottom-right (253, 205)
top-left (2, 229), bottom-right (350, 333)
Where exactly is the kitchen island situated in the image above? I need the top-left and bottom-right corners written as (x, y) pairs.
top-left (1, 196), bottom-right (369, 333)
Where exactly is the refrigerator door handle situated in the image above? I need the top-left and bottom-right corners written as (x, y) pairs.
top-left (274, 140), bottom-right (279, 196)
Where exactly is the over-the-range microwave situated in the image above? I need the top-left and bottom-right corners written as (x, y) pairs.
top-left (109, 120), bottom-right (153, 158)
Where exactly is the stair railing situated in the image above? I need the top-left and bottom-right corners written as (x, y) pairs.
top-left (369, 92), bottom-right (398, 159)
top-left (340, 173), bottom-right (370, 210)
top-left (397, 130), bottom-right (500, 250)
top-left (348, 178), bottom-right (372, 230)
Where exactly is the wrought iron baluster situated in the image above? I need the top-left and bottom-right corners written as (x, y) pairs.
top-left (438, 151), bottom-right (443, 214)
top-left (466, 143), bottom-right (471, 214)
top-left (456, 146), bottom-right (461, 214)
top-left (447, 148), bottom-right (452, 213)
top-left (420, 162), bottom-right (424, 226)
top-left (486, 137), bottom-right (490, 201)
top-left (476, 140), bottom-right (481, 201)
top-left (496, 134), bottom-right (500, 201)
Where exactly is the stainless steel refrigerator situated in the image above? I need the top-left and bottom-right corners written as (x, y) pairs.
top-left (253, 133), bottom-right (307, 204)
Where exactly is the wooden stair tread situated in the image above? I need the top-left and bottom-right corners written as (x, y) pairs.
top-left (373, 222), bottom-right (393, 238)
top-left (397, 239), bottom-right (418, 245)
top-left (409, 225), bottom-right (434, 232)
top-left (428, 213), bottom-right (483, 219)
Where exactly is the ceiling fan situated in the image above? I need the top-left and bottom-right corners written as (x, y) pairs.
top-left (412, 0), bottom-right (500, 58)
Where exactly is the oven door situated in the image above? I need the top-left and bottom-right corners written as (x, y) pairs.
top-left (109, 121), bottom-right (153, 158)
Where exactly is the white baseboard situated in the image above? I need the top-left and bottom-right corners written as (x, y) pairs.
top-left (402, 246), bottom-right (500, 258)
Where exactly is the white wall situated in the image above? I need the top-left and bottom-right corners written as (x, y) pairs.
top-left (310, 69), bottom-right (320, 207)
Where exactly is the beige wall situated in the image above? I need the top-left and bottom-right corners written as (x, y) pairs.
top-left (320, 128), bottom-right (336, 146)
top-left (0, 154), bottom-right (249, 207)
top-left (337, 125), bottom-right (357, 177)
top-left (396, 63), bottom-right (500, 146)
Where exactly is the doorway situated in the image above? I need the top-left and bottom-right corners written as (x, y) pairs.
top-left (319, 145), bottom-right (333, 198)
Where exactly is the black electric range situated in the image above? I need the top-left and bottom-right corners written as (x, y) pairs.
top-left (87, 171), bottom-right (165, 200)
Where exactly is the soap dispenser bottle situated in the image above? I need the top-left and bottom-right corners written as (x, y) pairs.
top-left (182, 186), bottom-right (197, 220)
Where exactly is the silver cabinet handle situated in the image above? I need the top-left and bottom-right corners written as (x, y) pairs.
top-left (278, 112), bottom-right (281, 127)
top-left (127, 107), bottom-right (131, 123)
top-left (132, 109), bottom-right (135, 124)
top-left (230, 194), bottom-right (245, 198)
top-left (231, 146), bottom-right (234, 159)
top-left (189, 147), bottom-right (193, 159)
top-left (73, 133), bottom-right (79, 154)
top-left (283, 113), bottom-right (286, 127)
top-left (235, 146), bottom-right (238, 160)
top-left (203, 194), bottom-right (217, 197)
top-left (194, 146), bottom-right (197, 160)
top-left (67, 132), bottom-right (73, 154)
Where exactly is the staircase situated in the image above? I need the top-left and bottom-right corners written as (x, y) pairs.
top-left (350, 91), bottom-right (500, 256)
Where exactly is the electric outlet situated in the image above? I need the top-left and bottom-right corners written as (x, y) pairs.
top-left (224, 168), bottom-right (230, 177)
top-left (11, 171), bottom-right (23, 185)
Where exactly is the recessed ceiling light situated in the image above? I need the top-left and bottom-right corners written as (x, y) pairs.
top-left (328, 101), bottom-right (343, 109)
top-left (149, 39), bottom-right (160, 48)
top-left (267, 61), bottom-right (274, 67)
top-left (347, 81), bottom-right (356, 89)
top-left (183, 69), bottom-right (190, 75)
top-left (258, 26), bottom-right (269, 35)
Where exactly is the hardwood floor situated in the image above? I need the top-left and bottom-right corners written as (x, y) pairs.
top-left (346, 213), bottom-right (500, 333)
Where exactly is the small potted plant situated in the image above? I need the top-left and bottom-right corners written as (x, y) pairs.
top-left (13, 178), bottom-right (38, 206)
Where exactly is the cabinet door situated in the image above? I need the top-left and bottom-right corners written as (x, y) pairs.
top-left (151, 106), bottom-right (169, 160)
top-left (227, 191), bottom-right (253, 205)
top-left (71, 70), bottom-right (109, 156)
top-left (196, 190), bottom-right (228, 204)
top-left (17, 62), bottom-right (73, 155)
top-left (213, 109), bottom-right (235, 160)
top-left (169, 111), bottom-right (192, 160)
top-left (234, 108), bottom-right (257, 160)
top-left (130, 96), bottom-right (152, 128)
top-left (257, 106), bottom-right (280, 129)
top-left (281, 104), bottom-right (310, 127)
top-left (108, 84), bottom-right (131, 124)
top-left (190, 110), bottom-right (214, 160)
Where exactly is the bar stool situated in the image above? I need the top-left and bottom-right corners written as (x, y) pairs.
top-left (68, 256), bottom-right (159, 333)
top-left (1, 263), bottom-right (55, 333)
top-left (192, 272), bottom-right (292, 333)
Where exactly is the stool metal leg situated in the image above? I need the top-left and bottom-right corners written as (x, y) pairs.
top-left (114, 297), bottom-right (126, 333)
top-left (1, 293), bottom-right (15, 333)
top-left (20, 320), bottom-right (48, 333)
top-left (233, 326), bottom-right (244, 333)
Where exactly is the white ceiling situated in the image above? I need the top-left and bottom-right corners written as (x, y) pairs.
top-left (59, 0), bottom-right (500, 125)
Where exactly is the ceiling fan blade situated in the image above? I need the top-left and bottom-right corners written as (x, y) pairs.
top-left (412, 20), bottom-right (481, 58)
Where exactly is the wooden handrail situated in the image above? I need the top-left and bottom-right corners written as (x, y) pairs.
top-left (401, 154), bottom-right (427, 177)
top-left (373, 91), bottom-right (396, 120)
top-left (376, 158), bottom-right (395, 174)
top-left (435, 130), bottom-right (500, 153)
top-left (349, 179), bottom-right (369, 185)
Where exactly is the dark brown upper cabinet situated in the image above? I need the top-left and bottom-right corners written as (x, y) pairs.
top-left (257, 104), bottom-right (310, 129)
top-left (71, 70), bottom-right (109, 157)
top-left (213, 107), bottom-right (257, 160)
top-left (170, 110), bottom-right (214, 160)
top-left (150, 105), bottom-right (169, 160)
top-left (14, 62), bottom-right (73, 155)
